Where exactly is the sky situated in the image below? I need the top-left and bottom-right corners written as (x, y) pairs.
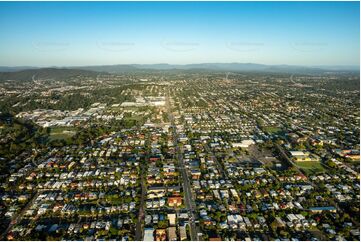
top-left (0, 1), bottom-right (359, 66)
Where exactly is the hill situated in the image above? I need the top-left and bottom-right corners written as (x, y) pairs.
top-left (0, 68), bottom-right (100, 81)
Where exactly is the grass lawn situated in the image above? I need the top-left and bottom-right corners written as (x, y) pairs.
top-left (125, 115), bottom-right (144, 121)
top-left (295, 160), bottom-right (326, 174)
top-left (49, 126), bottom-right (77, 141)
top-left (263, 126), bottom-right (282, 134)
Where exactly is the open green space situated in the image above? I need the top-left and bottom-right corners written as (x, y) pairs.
top-left (295, 160), bottom-right (326, 174)
top-left (124, 115), bottom-right (144, 122)
top-left (263, 126), bottom-right (282, 134)
top-left (49, 126), bottom-right (77, 141)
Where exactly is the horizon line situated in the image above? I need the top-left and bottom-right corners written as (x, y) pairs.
top-left (1, 62), bottom-right (360, 68)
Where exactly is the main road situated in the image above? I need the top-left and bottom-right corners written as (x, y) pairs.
top-left (166, 93), bottom-right (199, 241)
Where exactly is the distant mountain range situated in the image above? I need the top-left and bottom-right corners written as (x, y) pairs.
top-left (69, 63), bottom-right (360, 73)
top-left (0, 68), bottom-right (99, 81)
top-left (0, 63), bottom-right (359, 81)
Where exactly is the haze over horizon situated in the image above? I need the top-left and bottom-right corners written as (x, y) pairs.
top-left (0, 1), bottom-right (359, 66)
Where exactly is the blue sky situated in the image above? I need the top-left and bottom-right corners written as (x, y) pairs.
top-left (0, 1), bottom-right (359, 66)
